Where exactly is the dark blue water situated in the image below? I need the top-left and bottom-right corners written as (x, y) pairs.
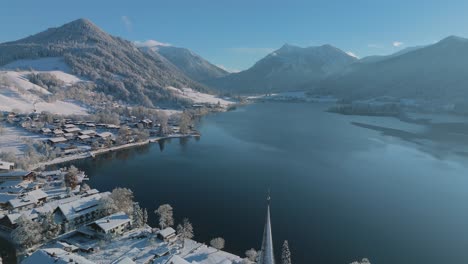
top-left (6, 102), bottom-right (468, 264)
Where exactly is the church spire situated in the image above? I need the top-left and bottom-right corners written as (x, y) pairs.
top-left (259, 191), bottom-right (275, 264)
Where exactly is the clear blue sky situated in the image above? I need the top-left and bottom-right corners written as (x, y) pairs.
top-left (2, 0), bottom-right (468, 71)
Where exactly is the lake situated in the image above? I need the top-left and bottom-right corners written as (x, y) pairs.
top-left (5, 102), bottom-right (468, 264)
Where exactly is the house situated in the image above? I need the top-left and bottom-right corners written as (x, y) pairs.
top-left (47, 137), bottom-right (68, 145)
top-left (63, 127), bottom-right (81, 134)
top-left (79, 130), bottom-right (97, 137)
top-left (63, 132), bottom-right (76, 139)
top-left (22, 248), bottom-right (96, 264)
top-left (0, 160), bottom-right (14, 171)
top-left (0, 211), bottom-right (39, 230)
top-left (0, 193), bottom-right (18, 208)
top-left (7, 189), bottom-right (48, 211)
top-left (53, 129), bottom-right (64, 136)
top-left (78, 135), bottom-right (91, 142)
top-left (167, 255), bottom-right (191, 264)
top-left (63, 124), bottom-right (76, 129)
top-left (96, 132), bottom-right (114, 139)
top-left (0, 171), bottom-right (35, 183)
top-left (139, 119), bottom-right (153, 128)
top-left (157, 227), bottom-right (176, 241)
top-left (87, 211), bottom-right (131, 237)
top-left (41, 128), bottom-right (52, 134)
top-left (106, 124), bottom-right (120, 129)
top-left (53, 193), bottom-right (108, 231)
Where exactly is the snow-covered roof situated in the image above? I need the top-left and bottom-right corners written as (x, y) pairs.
top-left (63, 124), bottom-right (76, 128)
top-left (64, 127), bottom-right (81, 133)
top-left (22, 248), bottom-right (96, 264)
top-left (159, 227), bottom-right (176, 238)
top-left (167, 255), bottom-right (191, 264)
top-left (41, 128), bottom-right (52, 133)
top-left (0, 160), bottom-right (14, 170)
top-left (0, 193), bottom-right (17, 203)
top-left (53, 129), bottom-right (64, 134)
top-left (57, 193), bottom-right (106, 221)
top-left (80, 130), bottom-right (96, 135)
top-left (40, 170), bottom-right (62, 177)
top-left (97, 132), bottom-right (114, 138)
top-left (0, 171), bottom-right (32, 178)
top-left (78, 135), bottom-right (91, 140)
top-left (112, 256), bottom-right (136, 264)
top-left (0, 180), bottom-right (22, 189)
top-left (92, 211), bottom-right (131, 232)
top-left (48, 137), bottom-right (67, 143)
top-left (5, 211), bottom-right (39, 225)
top-left (8, 189), bottom-right (47, 208)
top-left (63, 132), bottom-right (75, 138)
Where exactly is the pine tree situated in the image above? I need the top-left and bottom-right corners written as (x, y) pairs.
top-left (132, 203), bottom-right (144, 228)
top-left (281, 240), bottom-right (292, 264)
top-left (143, 208), bottom-right (148, 226)
top-left (176, 218), bottom-right (194, 248)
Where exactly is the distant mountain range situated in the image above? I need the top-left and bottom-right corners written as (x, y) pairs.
top-left (206, 44), bottom-right (357, 94)
top-left (316, 36), bottom-right (468, 105)
top-left (2, 18), bottom-right (468, 107)
top-left (140, 45), bottom-right (229, 82)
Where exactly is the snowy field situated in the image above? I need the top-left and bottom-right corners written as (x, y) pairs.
top-left (0, 57), bottom-right (88, 115)
top-left (0, 124), bottom-right (47, 155)
top-left (167, 87), bottom-right (234, 107)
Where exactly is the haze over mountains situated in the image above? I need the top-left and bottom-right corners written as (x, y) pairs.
top-left (207, 44), bottom-right (357, 94)
top-left (1, 18), bottom-right (468, 110)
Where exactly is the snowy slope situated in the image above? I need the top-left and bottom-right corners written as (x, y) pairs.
top-left (0, 70), bottom-right (87, 115)
top-left (166, 86), bottom-right (233, 106)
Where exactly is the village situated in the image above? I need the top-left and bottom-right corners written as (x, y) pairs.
top-left (0, 108), bottom-right (204, 170)
top-left (0, 166), bottom-right (256, 264)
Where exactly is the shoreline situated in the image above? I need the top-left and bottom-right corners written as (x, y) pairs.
top-left (31, 133), bottom-right (199, 170)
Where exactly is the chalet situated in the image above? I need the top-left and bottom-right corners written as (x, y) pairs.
top-left (0, 171), bottom-right (35, 183)
top-left (96, 132), bottom-right (113, 139)
top-left (7, 189), bottom-right (48, 211)
top-left (139, 119), bottom-right (153, 128)
top-left (85, 122), bottom-right (96, 128)
top-left (63, 124), bottom-right (76, 129)
top-left (106, 124), bottom-right (120, 129)
top-left (0, 160), bottom-right (14, 171)
top-left (157, 227), bottom-right (176, 241)
top-left (63, 127), bottom-right (81, 134)
top-left (22, 248), bottom-right (96, 264)
top-left (63, 133), bottom-right (76, 139)
top-left (0, 211), bottom-right (39, 230)
top-left (53, 193), bottom-right (108, 231)
top-left (79, 130), bottom-right (97, 137)
top-left (53, 129), bottom-right (64, 136)
top-left (41, 128), bottom-right (52, 134)
top-left (87, 212), bottom-right (131, 237)
top-left (47, 137), bottom-right (68, 145)
top-left (0, 193), bottom-right (17, 208)
top-left (78, 135), bottom-right (91, 142)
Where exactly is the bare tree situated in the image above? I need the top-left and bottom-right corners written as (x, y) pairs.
top-left (177, 218), bottom-right (194, 248)
top-left (110, 188), bottom-right (134, 215)
top-left (65, 165), bottom-right (80, 190)
top-left (11, 215), bottom-right (42, 248)
top-left (350, 258), bottom-right (371, 264)
top-left (281, 240), bottom-right (292, 264)
top-left (210, 237), bottom-right (225, 251)
top-left (178, 112), bottom-right (192, 134)
top-left (155, 204), bottom-right (174, 229)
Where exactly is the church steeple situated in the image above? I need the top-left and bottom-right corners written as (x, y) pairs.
top-left (259, 192), bottom-right (275, 264)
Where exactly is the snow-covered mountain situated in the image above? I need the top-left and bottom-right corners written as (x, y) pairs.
top-left (0, 18), bottom-right (207, 107)
top-left (207, 44), bottom-right (357, 94)
top-left (317, 36), bottom-right (468, 105)
top-left (138, 44), bottom-right (229, 83)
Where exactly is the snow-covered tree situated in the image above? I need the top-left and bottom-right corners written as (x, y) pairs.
top-left (178, 112), bottom-right (192, 134)
top-left (65, 165), bottom-right (80, 189)
top-left (40, 212), bottom-right (61, 240)
top-left (281, 240), bottom-right (291, 264)
top-left (210, 237), bottom-right (225, 251)
top-left (155, 204), bottom-right (174, 229)
top-left (143, 208), bottom-right (148, 226)
top-left (11, 215), bottom-right (42, 248)
top-left (80, 183), bottom-right (91, 193)
top-left (101, 196), bottom-right (118, 215)
top-left (132, 203), bottom-right (144, 228)
top-left (245, 248), bottom-right (258, 262)
top-left (350, 258), bottom-right (371, 264)
top-left (109, 188), bottom-right (134, 215)
top-left (177, 218), bottom-right (194, 248)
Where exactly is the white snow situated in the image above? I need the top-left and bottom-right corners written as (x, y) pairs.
top-left (0, 125), bottom-right (47, 155)
top-left (0, 70), bottom-right (87, 115)
top-left (166, 87), bottom-right (234, 107)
